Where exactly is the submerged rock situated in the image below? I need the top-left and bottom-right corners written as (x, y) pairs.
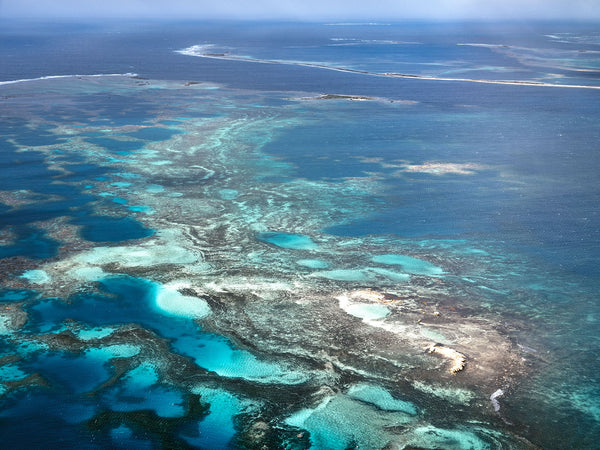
top-left (0, 305), bottom-right (28, 335)
top-left (427, 343), bottom-right (466, 374)
top-left (490, 388), bottom-right (505, 412)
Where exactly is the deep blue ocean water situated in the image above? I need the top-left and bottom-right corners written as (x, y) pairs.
top-left (1, 20), bottom-right (600, 449)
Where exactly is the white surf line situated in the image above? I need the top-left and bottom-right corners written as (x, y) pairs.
top-left (177, 48), bottom-right (600, 90)
top-left (0, 73), bottom-right (139, 86)
top-left (381, 72), bottom-right (600, 89)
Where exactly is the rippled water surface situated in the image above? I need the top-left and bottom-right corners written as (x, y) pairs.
top-left (1, 20), bottom-right (599, 449)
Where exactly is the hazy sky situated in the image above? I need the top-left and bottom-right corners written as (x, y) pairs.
top-left (1, 0), bottom-right (598, 21)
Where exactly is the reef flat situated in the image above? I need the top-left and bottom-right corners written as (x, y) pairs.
top-left (1, 62), bottom-right (599, 449)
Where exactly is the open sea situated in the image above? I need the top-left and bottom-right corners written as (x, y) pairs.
top-left (1, 19), bottom-right (600, 449)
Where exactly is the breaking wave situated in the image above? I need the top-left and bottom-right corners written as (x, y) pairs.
top-left (0, 73), bottom-right (138, 86)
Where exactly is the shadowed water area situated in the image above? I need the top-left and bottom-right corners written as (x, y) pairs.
top-left (0, 21), bottom-right (599, 449)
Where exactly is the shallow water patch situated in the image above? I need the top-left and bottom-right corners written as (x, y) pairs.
top-left (19, 269), bottom-right (51, 285)
top-left (257, 232), bottom-right (318, 250)
top-left (313, 269), bottom-right (371, 282)
top-left (75, 326), bottom-right (117, 341)
top-left (29, 276), bottom-right (308, 385)
top-left (102, 362), bottom-right (185, 418)
top-left (154, 283), bottom-right (211, 319)
top-left (174, 332), bottom-right (309, 384)
top-left (74, 241), bottom-right (200, 268)
top-left (145, 184), bottom-right (165, 193)
top-left (285, 393), bottom-right (416, 449)
top-left (313, 267), bottom-right (410, 283)
top-left (397, 424), bottom-right (503, 450)
top-left (411, 380), bottom-right (475, 405)
top-left (347, 383), bottom-right (418, 415)
top-left (218, 188), bottom-right (239, 200)
top-left (297, 258), bottom-right (329, 269)
top-left (0, 364), bottom-right (28, 383)
top-left (344, 303), bottom-right (390, 321)
top-left (128, 205), bottom-right (154, 214)
top-left (183, 386), bottom-right (252, 448)
top-left (372, 254), bottom-right (444, 276)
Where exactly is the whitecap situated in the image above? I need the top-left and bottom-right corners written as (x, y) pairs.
top-left (0, 73), bottom-right (138, 86)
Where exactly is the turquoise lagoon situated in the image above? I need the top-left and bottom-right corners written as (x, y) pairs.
top-left (0, 21), bottom-right (600, 449)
